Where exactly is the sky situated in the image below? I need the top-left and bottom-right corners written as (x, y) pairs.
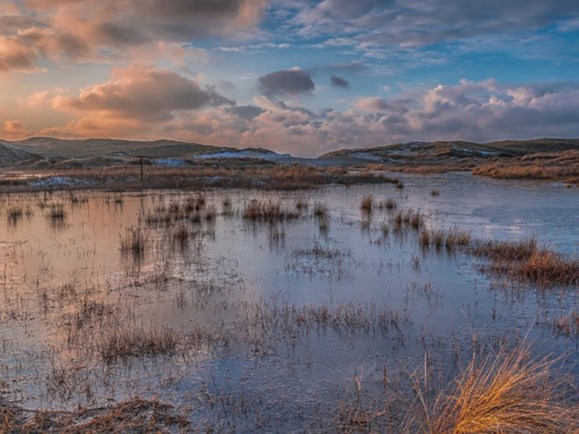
top-left (1, 0), bottom-right (579, 156)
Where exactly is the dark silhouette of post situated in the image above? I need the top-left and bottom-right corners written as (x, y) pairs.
top-left (135, 155), bottom-right (149, 184)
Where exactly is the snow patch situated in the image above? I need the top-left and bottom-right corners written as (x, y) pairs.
top-left (152, 158), bottom-right (189, 167)
top-left (193, 150), bottom-right (288, 160)
top-left (29, 176), bottom-right (96, 188)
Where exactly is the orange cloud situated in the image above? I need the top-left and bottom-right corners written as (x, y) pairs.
top-left (0, 120), bottom-right (32, 139)
top-left (1, 0), bottom-right (269, 72)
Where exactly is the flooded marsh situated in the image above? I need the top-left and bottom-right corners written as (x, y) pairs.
top-left (0, 172), bottom-right (578, 432)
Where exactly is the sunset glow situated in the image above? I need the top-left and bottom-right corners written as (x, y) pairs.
top-left (2, 1), bottom-right (579, 155)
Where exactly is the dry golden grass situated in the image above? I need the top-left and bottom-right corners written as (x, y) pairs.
top-left (473, 150), bottom-right (579, 184)
top-left (471, 237), bottom-right (579, 288)
top-left (407, 344), bottom-right (579, 434)
top-left (242, 199), bottom-right (300, 223)
top-left (491, 250), bottom-right (579, 288)
top-left (471, 237), bottom-right (538, 262)
top-left (0, 163), bottom-right (402, 193)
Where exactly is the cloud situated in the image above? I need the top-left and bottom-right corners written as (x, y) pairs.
top-left (0, 36), bottom-right (39, 72)
top-left (56, 65), bottom-right (234, 121)
top-left (354, 97), bottom-right (406, 114)
top-left (168, 79), bottom-right (579, 156)
top-left (15, 78), bottom-right (579, 156)
top-left (1, 0), bottom-right (270, 71)
top-left (258, 69), bottom-right (315, 96)
top-left (330, 75), bottom-right (349, 89)
top-left (294, 0), bottom-right (579, 51)
top-left (0, 120), bottom-right (32, 140)
top-left (37, 65), bottom-right (234, 137)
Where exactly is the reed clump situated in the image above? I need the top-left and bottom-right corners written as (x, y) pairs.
top-left (242, 199), bottom-right (299, 223)
top-left (97, 328), bottom-right (179, 364)
top-left (548, 310), bottom-right (579, 337)
top-left (119, 225), bottom-right (149, 255)
top-left (392, 209), bottom-right (425, 232)
top-left (378, 198), bottom-right (397, 212)
top-left (313, 201), bottom-right (329, 218)
top-left (471, 237), bottom-right (579, 287)
top-left (489, 250), bottom-right (579, 288)
top-left (407, 344), bottom-right (579, 434)
top-left (420, 227), bottom-right (471, 251)
top-left (471, 237), bottom-right (537, 261)
top-left (360, 195), bottom-right (374, 213)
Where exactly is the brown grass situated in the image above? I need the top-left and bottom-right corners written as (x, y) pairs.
top-left (473, 150), bottom-right (579, 184)
top-left (119, 225), bottom-right (149, 256)
top-left (490, 250), bottom-right (579, 288)
top-left (420, 228), bottom-right (471, 251)
top-left (548, 310), bottom-right (579, 337)
top-left (0, 163), bottom-right (402, 193)
top-left (242, 199), bottom-right (300, 223)
top-left (392, 209), bottom-right (426, 232)
top-left (471, 237), bottom-right (538, 261)
top-left (471, 237), bottom-right (579, 287)
top-left (0, 398), bottom-right (190, 433)
top-left (96, 327), bottom-right (179, 364)
top-left (360, 195), bottom-right (374, 213)
top-left (407, 344), bottom-right (579, 434)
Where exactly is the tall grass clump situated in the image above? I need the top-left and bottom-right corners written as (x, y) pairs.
top-left (471, 237), bottom-right (538, 261)
top-left (360, 195), bottom-right (374, 213)
top-left (120, 225), bottom-right (149, 255)
top-left (242, 199), bottom-right (299, 223)
top-left (97, 328), bottom-right (179, 364)
top-left (392, 209), bottom-right (426, 232)
top-left (490, 250), bottom-right (579, 288)
top-left (313, 201), bottom-right (329, 218)
top-left (7, 206), bottom-right (23, 224)
top-left (407, 344), bottom-right (578, 434)
top-left (471, 237), bottom-right (579, 287)
top-left (420, 227), bottom-right (471, 251)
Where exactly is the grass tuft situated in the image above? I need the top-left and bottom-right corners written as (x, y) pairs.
top-left (408, 344), bottom-right (578, 434)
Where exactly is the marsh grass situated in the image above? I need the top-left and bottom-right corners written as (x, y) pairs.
top-left (242, 199), bottom-right (300, 223)
top-left (471, 237), bottom-right (579, 287)
top-left (548, 310), bottom-right (579, 337)
top-left (6, 206), bottom-right (22, 225)
top-left (96, 327), bottom-right (180, 364)
top-left (119, 225), bottom-right (149, 256)
top-left (360, 195), bottom-right (374, 213)
top-left (48, 203), bottom-right (65, 220)
top-left (392, 209), bottom-right (425, 232)
top-left (313, 201), bottom-right (328, 218)
top-left (420, 227), bottom-right (471, 251)
top-left (406, 344), bottom-right (578, 434)
top-left (378, 198), bottom-right (397, 212)
top-left (471, 237), bottom-right (538, 261)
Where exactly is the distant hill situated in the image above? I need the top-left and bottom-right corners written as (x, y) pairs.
top-left (5, 137), bottom-right (234, 160)
top-left (2, 136), bottom-right (579, 168)
top-left (0, 141), bottom-right (43, 165)
top-left (319, 139), bottom-right (579, 164)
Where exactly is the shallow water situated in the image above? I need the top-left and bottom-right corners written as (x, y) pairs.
top-left (0, 172), bottom-right (577, 432)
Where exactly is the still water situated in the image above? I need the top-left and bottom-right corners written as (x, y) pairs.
top-left (0, 172), bottom-right (577, 431)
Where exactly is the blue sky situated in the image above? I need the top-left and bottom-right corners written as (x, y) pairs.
top-left (1, 0), bottom-right (579, 156)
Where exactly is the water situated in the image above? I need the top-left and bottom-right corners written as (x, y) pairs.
top-left (0, 172), bottom-right (577, 432)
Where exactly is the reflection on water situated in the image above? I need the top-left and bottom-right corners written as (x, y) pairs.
top-left (0, 173), bottom-right (577, 431)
